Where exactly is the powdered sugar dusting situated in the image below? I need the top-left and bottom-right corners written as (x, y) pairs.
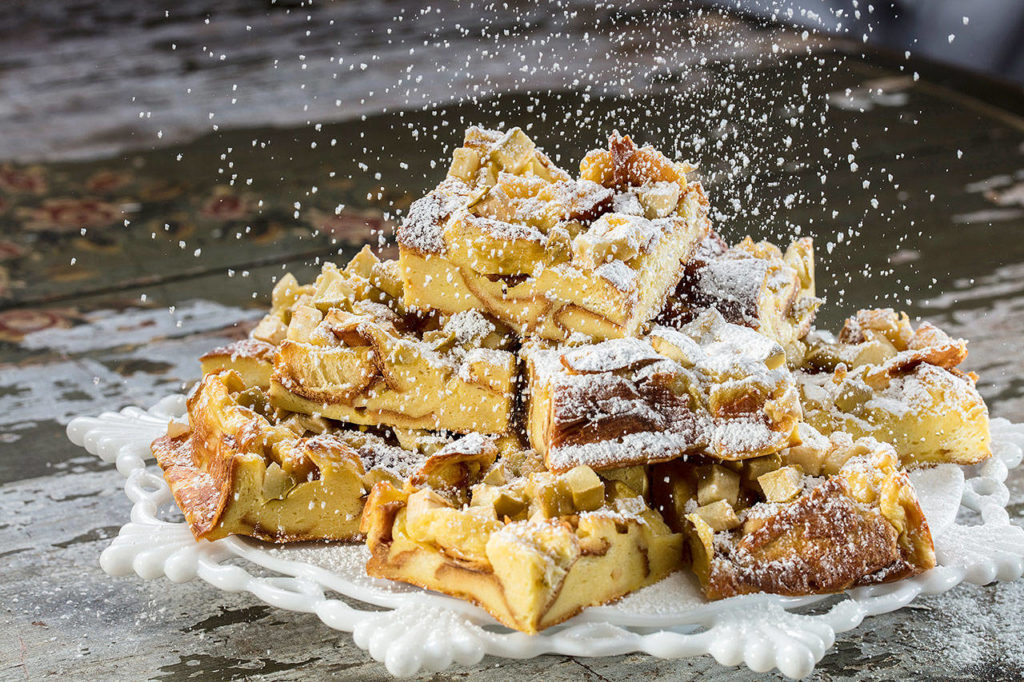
top-left (595, 259), bottom-right (638, 292)
top-left (550, 431), bottom-right (698, 470)
top-left (612, 191), bottom-right (643, 215)
top-left (434, 431), bottom-right (492, 458)
top-left (265, 542), bottom-right (419, 594)
top-left (443, 309), bottom-right (496, 346)
top-left (350, 433), bottom-right (426, 479)
top-left (530, 320), bottom-right (798, 471)
top-left (397, 178), bottom-right (472, 253)
top-left (697, 256), bottom-right (769, 304)
top-left (560, 337), bottom-right (661, 374)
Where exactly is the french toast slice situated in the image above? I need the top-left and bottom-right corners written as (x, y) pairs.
top-left (361, 458), bottom-right (682, 634)
top-left (397, 128), bottom-right (711, 342)
top-left (265, 246), bottom-right (518, 434)
top-left (651, 431), bottom-right (935, 600)
top-left (798, 308), bottom-right (991, 467)
top-left (155, 370), bottom-right (510, 542)
top-left (657, 232), bottom-right (820, 362)
top-left (155, 370), bottom-right (381, 542)
top-left (523, 309), bottom-right (802, 472)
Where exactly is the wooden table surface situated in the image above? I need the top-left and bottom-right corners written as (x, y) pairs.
top-left (2, 4), bottom-right (1024, 680)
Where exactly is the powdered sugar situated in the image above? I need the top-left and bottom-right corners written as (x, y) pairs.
top-left (797, 355), bottom-right (982, 429)
top-left (612, 191), bottom-right (644, 215)
top-left (672, 308), bottom-right (784, 369)
top-left (696, 256), bottom-right (769, 322)
top-left (582, 213), bottom-right (667, 257)
top-left (464, 212), bottom-right (547, 244)
top-left (706, 416), bottom-right (784, 455)
top-left (443, 309), bottom-right (496, 346)
top-left (433, 431), bottom-right (492, 458)
top-left (548, 431), bottom-right (698, 471)
top-left (561, 337), bottom-right (661, 373)
top-left (456, 347), bottom-right (512, 383)
top-left (351, 433), bottom-right (426, 479)
top-left (595, 259), bottom-right (639, 292)
top-left (530, 319), bottom-right (798, 471)
top-left (547, 179), bottom-right (614, 220)
top-left (201, 338), bottom-right (276, 362)
top-left (266, 542), bottom-right (419, 594)
top-left (397, 178), bottom-right (472, 253)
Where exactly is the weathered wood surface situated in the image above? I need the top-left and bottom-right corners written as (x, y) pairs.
top-left (2, 3), bottom-right (1024, 680)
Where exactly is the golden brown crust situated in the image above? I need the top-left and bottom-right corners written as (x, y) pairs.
top-left (155, 370), bottom-right (384, 543)
top-left (702, 478), bottom-right (909, 599)
top-left (153, 433), bottom-right (231, 538)
top-left (656, 435), bottom-right (936, 601)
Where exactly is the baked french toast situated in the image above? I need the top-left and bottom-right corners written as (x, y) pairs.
top-left (157, 369), bottom-right (519, 542)
top-left (264, 246), bottom-right (518, 434)
top-left (150, 127), bottom-right (995, 634)
top-left (651, 431), bottom-right (935, 599)
top-left (397, 128), bottom-right (711, 342)
top-left (523, 309), bottom-right (802, 472)
top-left (361, 457), bottom-right (682, 633)
top-left (798, 308), bottom-right (991, 467)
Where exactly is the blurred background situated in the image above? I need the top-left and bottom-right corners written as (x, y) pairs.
top-left (0, 0), bottom-right (1021, 161)
top-left (720, 0), bottom-right (1024, 83)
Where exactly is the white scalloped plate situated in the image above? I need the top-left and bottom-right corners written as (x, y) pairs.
top-left (67, 395), bottom-right (1024, 679)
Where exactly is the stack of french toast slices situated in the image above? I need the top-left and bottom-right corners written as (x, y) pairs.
top-left (155, 127), bottom-right (992, 634)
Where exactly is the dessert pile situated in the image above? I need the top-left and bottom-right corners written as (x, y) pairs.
top-left (155, 127), bottom-right (991, 633)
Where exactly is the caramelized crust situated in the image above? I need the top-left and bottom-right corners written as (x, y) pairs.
top-left (524, 310), bottom-right (801, 471)
top-left (156, 370), bottom-right (370, 542)
top-left (154, 433), bottom-right (231, 536)
top-left (156, 370), bottom-right (512, 543)
top-left (701, 477), bottom-right (916, 598)
top-left (652, 434), bottom-right (935, 600)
